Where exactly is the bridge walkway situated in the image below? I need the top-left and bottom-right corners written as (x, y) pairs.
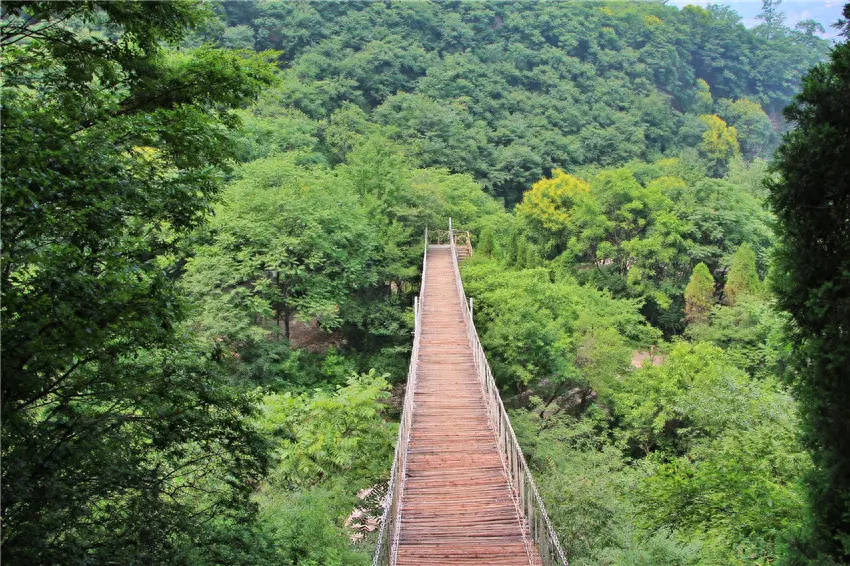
top-left (396, 245), bottom-right (531, 565)
top-left (372, 227), bottom-right (567, 566)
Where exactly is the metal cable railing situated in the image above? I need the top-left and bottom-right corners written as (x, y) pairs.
top-left (448, 224), bottom-right (569, 566)
top-left (372, 228), bottom-right (428, 566)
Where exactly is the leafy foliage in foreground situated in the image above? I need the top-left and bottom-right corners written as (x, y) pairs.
top-left (511, 342), bottom-right (809, 565)
top-left (260, 371), bottom-right (394, 490)
top-left (253, 372), bottom-right (394, 566)
top-left (462, 258), bottom-right (658, 398)
top-left (1, 2), bottom-right (276, 562)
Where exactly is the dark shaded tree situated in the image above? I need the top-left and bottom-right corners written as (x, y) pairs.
top-left (767, 5), bottom-right (850, 562)
top-left (1, 2), bottom-right (277, 562)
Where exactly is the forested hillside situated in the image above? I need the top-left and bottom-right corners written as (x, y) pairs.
top-left (206, 0), bottom-right (828, 203)
top-left (2, 1), bottom-right (848, 565)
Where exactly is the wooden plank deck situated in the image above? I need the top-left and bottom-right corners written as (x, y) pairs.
top-left (395, 245), bottom-right (533, 565)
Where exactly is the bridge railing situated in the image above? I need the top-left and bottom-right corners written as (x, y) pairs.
top-left (372, 229), bottom-right (428, 566)
top-left (449, 227), bottom-right (569, 566)
top-left (428, 222), bottom-right (473, 259)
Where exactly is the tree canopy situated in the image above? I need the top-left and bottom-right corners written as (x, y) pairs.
top-left (205, 0), bottom-right (829, 204)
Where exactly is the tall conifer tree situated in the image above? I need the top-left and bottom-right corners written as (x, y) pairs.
top-left (685, 262), bottom-right (716, 324)
top-left (724, 243), bottom-right (762, 304)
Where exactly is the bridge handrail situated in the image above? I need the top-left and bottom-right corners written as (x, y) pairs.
top-left (428, 228), bottom-right (473, 258)
top-left (372, 228), bottom-right (428, 566)
top-left (449, 227), bottom-right (569, 566)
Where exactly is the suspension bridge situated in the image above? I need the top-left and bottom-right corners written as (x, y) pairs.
top-left (373, 223), bottom-right (568, 566)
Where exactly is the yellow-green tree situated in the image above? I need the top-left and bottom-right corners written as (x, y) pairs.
top-left (698, 114), bottom-right (740, 175)
top-left (516, 169), bottom-right (591, 257)
top-left (716, 98), bottom-right (775, 159)
top-left (684, 262), bottom-right (716, 324)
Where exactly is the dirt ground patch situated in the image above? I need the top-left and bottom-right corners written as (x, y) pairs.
top-left (631, 350), bottom-right (664, 368)
top-left (288, 318), bottom-right (344, 353)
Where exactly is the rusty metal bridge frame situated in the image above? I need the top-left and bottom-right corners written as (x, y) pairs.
top-left (373, 221), bottom-right (568, 565)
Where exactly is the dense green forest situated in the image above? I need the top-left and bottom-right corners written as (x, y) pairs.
top-left (204, 0), bottom-right (830, 205)
top-left (2, 0), bottom-right (849, 565)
